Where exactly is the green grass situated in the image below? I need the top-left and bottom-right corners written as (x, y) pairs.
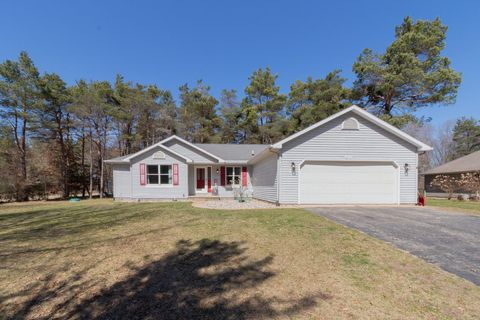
top-left (0, 200), bottom-right (479, 319)
top-left (428, 198), bottom-right (480, 215)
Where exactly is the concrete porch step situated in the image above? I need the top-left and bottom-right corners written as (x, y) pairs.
top-left (189, 195), bottom-right (222, 201)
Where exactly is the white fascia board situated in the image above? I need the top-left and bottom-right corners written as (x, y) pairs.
top-left (104, 159), bottom-right (129, 164)
top-left (272, 105), bottom-right (433, 152)
top-left (271, 106), bottom-right (356, 149)
top-left (160, 135), bottom-right (225, 163)
top-left (224, 160), bottom-right (249, 165)
top-left (247, 147), bottom-right (277, 165)
top-left (352, 108), bottom-right (433, 151)
top-left (123, 143), bottom-right (193, 163)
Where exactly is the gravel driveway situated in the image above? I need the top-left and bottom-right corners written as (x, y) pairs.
top-left (307, 206), bottom-right (480, 286)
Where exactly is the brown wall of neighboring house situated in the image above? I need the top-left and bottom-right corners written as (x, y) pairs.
top-left (424, 173), bottom-right (470, 193)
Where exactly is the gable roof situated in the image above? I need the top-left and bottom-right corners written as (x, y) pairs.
top-left (423, 151), bottom-right (480, 175)
top-left (271, 105), bottom-right (433, 152)
top-left (195, 143), bottom-right (269, 161)
top-left (104, 143), bottom-right (193, 164)
top-left (161, 136), bottom-right (225, 162)
top-left (104, 154), bottom-right (130, 163)
top-left (105, 136), bottom-right (268, 164)
top-left (106, 106), bottom-right (433, 165)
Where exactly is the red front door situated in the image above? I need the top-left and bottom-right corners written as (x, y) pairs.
top-left (196, 168), bottom-right (205, 189)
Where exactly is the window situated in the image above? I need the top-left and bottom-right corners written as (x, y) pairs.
top-left (147, 164), bottom-right (172, 185)
top-left (160, 165), bottom-right (172, 185)
top-left (226, 166), bottom-right (241, 185)
top-left (147, 165), bottom-right (159, 184)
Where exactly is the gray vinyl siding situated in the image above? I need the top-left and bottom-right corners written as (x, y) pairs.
top-left (162, 140), bottom-right (217, 164)
top-left (279, 112), bottom-right (418, 204)
top-left (251, 152), bottom-right (278, 203)
top-left (112, 164), bottom-right (131, 198)
top-left (130, 145), bottom-right (189, 199)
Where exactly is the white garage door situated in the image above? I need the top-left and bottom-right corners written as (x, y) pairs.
top-left (299, 161), bottom-right (398, 204)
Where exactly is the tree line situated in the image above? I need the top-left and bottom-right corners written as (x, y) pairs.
top-left (0, 17), bottom-right (470, 201)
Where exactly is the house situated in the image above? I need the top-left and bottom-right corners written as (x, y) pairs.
top-left (105, 105), bottom-right (432, 205)
top-left (422, 150), bottom-right (480, 195)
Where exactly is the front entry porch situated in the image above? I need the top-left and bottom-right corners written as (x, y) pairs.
top-left (194, 166), bottom-right (212, 194)
top-left (188, 164), bottom-right (251, 198)
top-left (189, 165), bottom-right (215, 197)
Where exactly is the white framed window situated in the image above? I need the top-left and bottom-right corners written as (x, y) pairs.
top-left (147, 164), bottom-right (172, 185)
top-left (226, 166), bottom-right (241, 185)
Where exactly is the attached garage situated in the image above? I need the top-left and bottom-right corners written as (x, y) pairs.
top-left (299, 161), bottom-right (399, 204)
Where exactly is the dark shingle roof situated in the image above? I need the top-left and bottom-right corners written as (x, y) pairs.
top-left (424, 151), bottom-right (480, 175)
top-left (105, 142), bottom-right (270, 163)
top-left (194, 143), bottom-right (269, 161)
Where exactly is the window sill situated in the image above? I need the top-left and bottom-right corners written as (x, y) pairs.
top-left (145, 184), bottom-right (174, 188)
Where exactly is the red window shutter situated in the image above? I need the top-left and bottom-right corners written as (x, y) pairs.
top-left (140, 163), bottom-right (146, 186)
top-left (242, 166), bottom-right (247, 187)
top-left (173, 164), bottom-right (179, 186)
top-left (220, 166), bottom-right (226, 186)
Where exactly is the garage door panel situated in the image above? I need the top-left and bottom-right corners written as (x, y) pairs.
top-left (300, 162), bottom-right (397, 204)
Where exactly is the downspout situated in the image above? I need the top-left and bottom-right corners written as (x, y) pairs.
top-left (269, 147), bottom-right (281, 206)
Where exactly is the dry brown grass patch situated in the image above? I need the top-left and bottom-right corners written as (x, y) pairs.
top-left (0, 200), bottom-right (479, 319)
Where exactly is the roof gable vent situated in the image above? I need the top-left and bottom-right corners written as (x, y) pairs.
top-left (342, 117), bottom-right (359, 130)
top-left (153, 151), bottom-right (166, 159)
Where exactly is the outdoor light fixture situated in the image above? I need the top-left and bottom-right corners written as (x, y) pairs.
top-left (216, 168), bottom-right (219, 174)
top-left (291, 162), bottom-right (296, 175)
top-left (404, 163), bottom-right (409, 175)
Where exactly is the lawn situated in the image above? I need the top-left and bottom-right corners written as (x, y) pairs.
top-left (1, 200), bottom-right (479, 319)
top-left (428, 198), bottom-right (480, 215)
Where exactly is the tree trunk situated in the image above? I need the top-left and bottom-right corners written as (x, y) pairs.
top-left (94, 125), bottom-right (104, 199)
top-left (57, 112), bottom-right (68, 199)
top-left (384, 92), bottom-right (393, 115)
top-left (20, 104), bottom-right (28, 201)
top-left (89, 129), bottom-right (93, 200)
top-left (43, 175), bottom-right (47, 200)
top-left (81, 124), bottom-right (86, 198)
top-left (99, 119), bottom-right (108, 198)
top-left (99, 158), bottom-right (104, 198)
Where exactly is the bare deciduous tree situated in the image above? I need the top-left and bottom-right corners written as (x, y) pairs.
top-left (458, 171), bottom-right (480, 199)
top-left (430, 175), bottom-right (459, 200)
top-left (402, 120), bottom-right (456, 172)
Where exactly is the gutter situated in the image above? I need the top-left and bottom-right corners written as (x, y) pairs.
top-left (104, 160), bottom-right (130, 164)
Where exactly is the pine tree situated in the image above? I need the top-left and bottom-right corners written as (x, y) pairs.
top-left (178, 81), bottom-right (221, 143)
top-left (241, 68), bottom-right (287, 143)
top-left (353, 17), bottom-right (461, 116)
top-left (0, 51), bottom-right (41, 200)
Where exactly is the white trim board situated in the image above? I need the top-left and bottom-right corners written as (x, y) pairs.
top-left (160, 135), bottom-right (225, 163)
top-left (108, 143), bottom-right (193, 164)
top-left (272, 105), bottom-right (432, 152)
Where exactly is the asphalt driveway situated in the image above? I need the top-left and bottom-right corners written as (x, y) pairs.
top-left (307, 206), bottom-right (480, 286)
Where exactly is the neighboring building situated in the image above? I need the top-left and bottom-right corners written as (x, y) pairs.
top-left (423, 151), bottom-right (480, 194)
top-left (105, 105), bottom-right (432, 205)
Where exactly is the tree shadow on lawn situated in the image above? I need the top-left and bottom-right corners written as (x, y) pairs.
top-left (6, 239), bottom-right (329, 320)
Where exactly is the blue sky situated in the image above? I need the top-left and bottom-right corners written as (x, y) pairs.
top-left (1, 0), bottom-right (479, 124)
